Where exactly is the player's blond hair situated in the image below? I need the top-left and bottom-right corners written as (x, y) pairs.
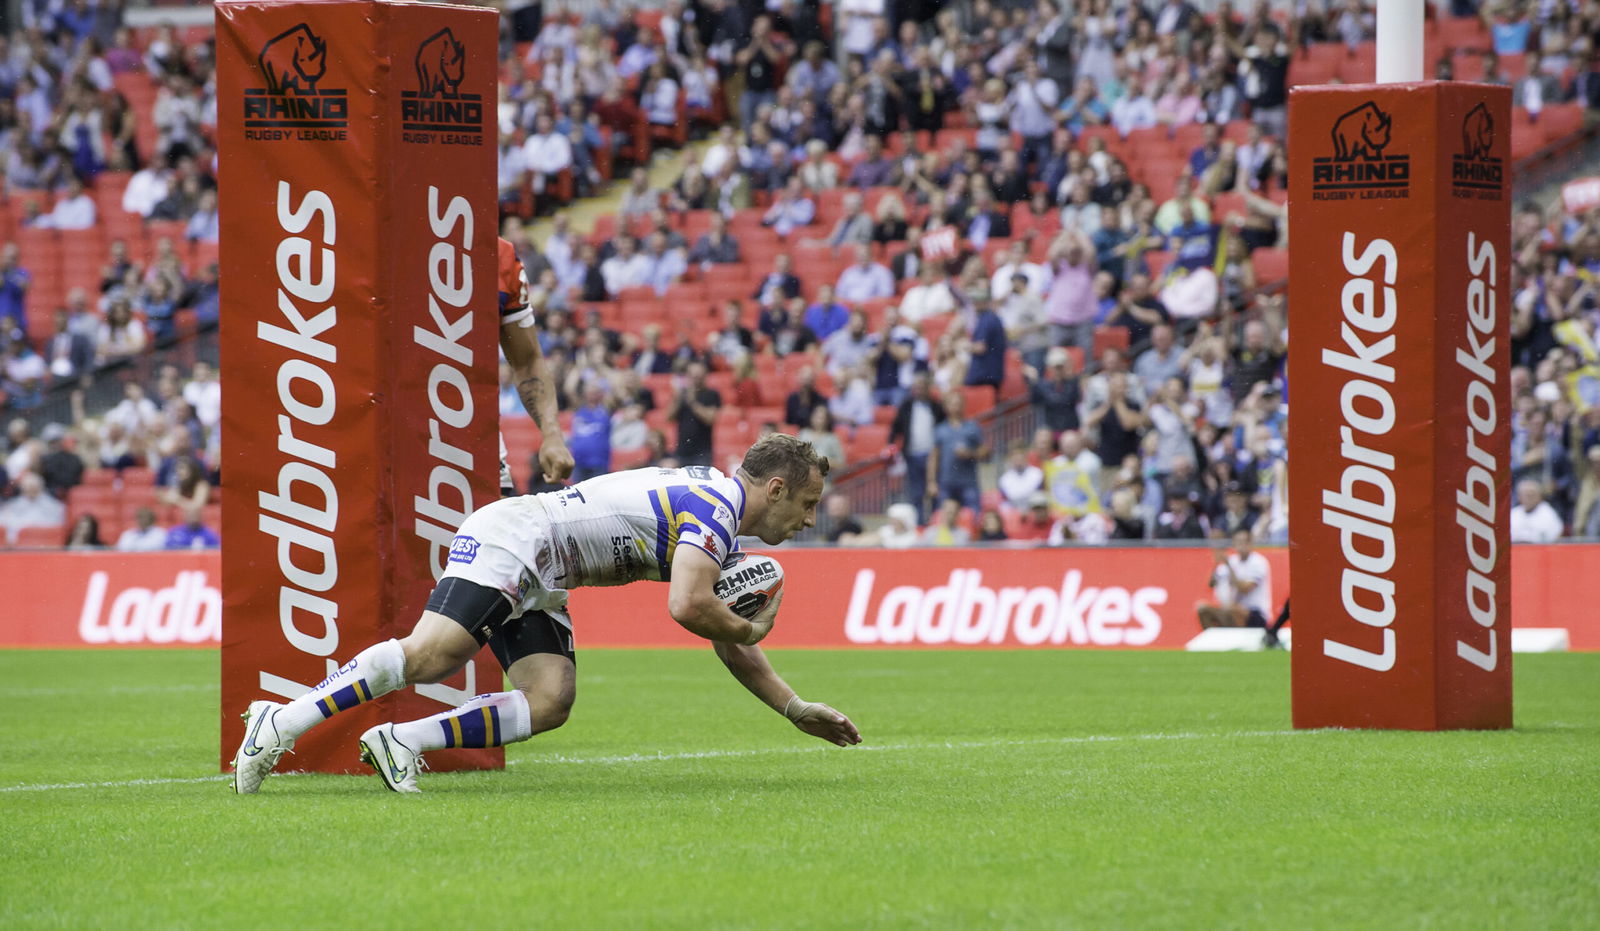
top-left (740, 433), bottom-right (828, 491)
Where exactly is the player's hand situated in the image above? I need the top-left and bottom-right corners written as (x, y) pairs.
top-left (743, 589), bottom-right (783, 645)
top-left (789, 700), bottom-right (862, 746)
top-left (540, 441), bottom-right (576, 483)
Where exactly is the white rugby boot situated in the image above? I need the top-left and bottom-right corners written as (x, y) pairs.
top-left (358, 723), bottom-right (424, 794)
top-left (232, 700), bottom-right (294, 794)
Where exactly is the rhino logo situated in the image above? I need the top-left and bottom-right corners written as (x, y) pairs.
top-left (1330, 102), bottom-right (1392, 161)
top-left (1462, 102), bottom-right (1494, 160)
top-left (258, 24), bottom-right (327, 95)
top-left (415, 28), bottom-right (466, 99)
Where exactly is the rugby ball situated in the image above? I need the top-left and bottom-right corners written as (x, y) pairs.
top-left (714, 553), bottom-right (785, 619)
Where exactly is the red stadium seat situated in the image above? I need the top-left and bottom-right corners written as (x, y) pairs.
top-left (11, 526), bottom-right (63, 548)
top-left (1091, 327), bottom-right (1129, 359)
top-left (1252, 248), bottom-right (1290, 285)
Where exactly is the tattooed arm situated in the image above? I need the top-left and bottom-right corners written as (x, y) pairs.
top-left (501, 319), bottom-right (574, 483)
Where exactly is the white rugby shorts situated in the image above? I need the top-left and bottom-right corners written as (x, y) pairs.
top-left (441, 499), bottom-right (571, 626)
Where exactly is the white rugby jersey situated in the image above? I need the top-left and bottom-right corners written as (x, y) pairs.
top-left (466, 465), bottom-right (747, 589)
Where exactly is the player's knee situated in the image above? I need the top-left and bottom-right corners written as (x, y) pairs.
top-left (399, 636), bottom-right (473, 684)
top-left (523, 686), bottom-right (574, 734)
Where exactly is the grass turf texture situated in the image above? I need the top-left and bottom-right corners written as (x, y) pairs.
top-left (1, 650), bottom-right (1595, 929)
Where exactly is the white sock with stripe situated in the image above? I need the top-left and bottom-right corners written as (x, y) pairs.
top-left (276, 639), bottom-right (407, 740)
top-left (391, 690), bottom-right (533, 752)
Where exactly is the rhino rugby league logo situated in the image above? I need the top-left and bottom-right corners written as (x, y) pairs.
top-left (1452, 102), bottom-right (1503, 200)
top-left (1312, 101), bottom-right (1409, 201)
top-left (243, 23), bottom-right (349, 140)
top-left (401, 27), bottom-right (484, 146)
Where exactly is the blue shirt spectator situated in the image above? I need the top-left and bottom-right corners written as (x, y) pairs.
top-left (0, 246), bottom-right (30, 337)
top-left (567, 387), bottom-right (613, 482)
top-left (166, 516), bottom-right (221, 550)
top-left (932, 394), bottom-right (987, 510)
top-left (1169, 218), bottom-right (1218, 269)
top-left (964, 306), bottom-right (1008, 389)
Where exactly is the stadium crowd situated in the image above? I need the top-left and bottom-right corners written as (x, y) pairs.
top-left (3, 0), bottom-right (1600, 548)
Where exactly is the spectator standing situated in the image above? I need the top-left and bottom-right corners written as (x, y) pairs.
top-left (1043, 230), bottom-right (1098, 357)
top-left (962, 293), bottom-right (1008, 391)
top-left (668, 361), bottom-right (721, 467)
top-left (736, 15), bottom-right (786, 129)
top-left (1029, 346), bottom-right (1082, 433)
top-left (868, 306), bottom-right (925, 407)
top-left (889, 372), bottom-right (945, 521)
top-left (1008, 59), bottom-right (1060, 170)
top-left (182, 361), bottom-right (222, 434)
top-left (1239, 27), bottom-right (1291, 138)
top-left (1084, 371), bottom-right (1147, 475)
top-left (929, 390), bottom-right (988, 511)
top-left (0, 244), bottom-right (30, 338)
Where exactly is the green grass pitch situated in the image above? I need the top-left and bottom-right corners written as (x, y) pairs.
top-left (1, 648), bottom-right (1595, 929)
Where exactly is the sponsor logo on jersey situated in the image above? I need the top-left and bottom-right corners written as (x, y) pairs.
top-left (243, 23), bottom-right (349, 141)
top-left (401, 27), bottom-right (483, 146)
top-left (1312, 101), bottom-right (1409, 201)
top-left (449, 535), bottom-right (480, 564)
top-left (1451, 102), bottom-right (1503, 201)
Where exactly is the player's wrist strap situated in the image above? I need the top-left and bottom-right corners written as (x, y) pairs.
top-left (783, 695), bottom-right (813, 722)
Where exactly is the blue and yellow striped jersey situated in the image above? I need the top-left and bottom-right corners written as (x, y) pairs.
top-left (528, 465), bottom-right (746, 588)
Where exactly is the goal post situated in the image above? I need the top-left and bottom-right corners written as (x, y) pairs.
top-left (215, 0), bottom-right (503, 773)
top-left (1286, 6), bottom-right (1513, 728)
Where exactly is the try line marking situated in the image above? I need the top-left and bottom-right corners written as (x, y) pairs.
top-left (0, 729), bottom-right (1316, 795)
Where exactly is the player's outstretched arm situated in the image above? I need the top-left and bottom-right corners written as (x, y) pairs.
top-left (666, 547), bottom-right (767, 644)
top-left (501, 318), bottom-right (574, 482)
top-left (712, 639), bottom-right (862, 747)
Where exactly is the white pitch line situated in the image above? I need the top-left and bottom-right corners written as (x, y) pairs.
top-left (0, 683), bottom-right (217, 698)
top-left (0, 729), bottom-right (1315, 795)
top-left (508, 729), bottom-right (1314, 767)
